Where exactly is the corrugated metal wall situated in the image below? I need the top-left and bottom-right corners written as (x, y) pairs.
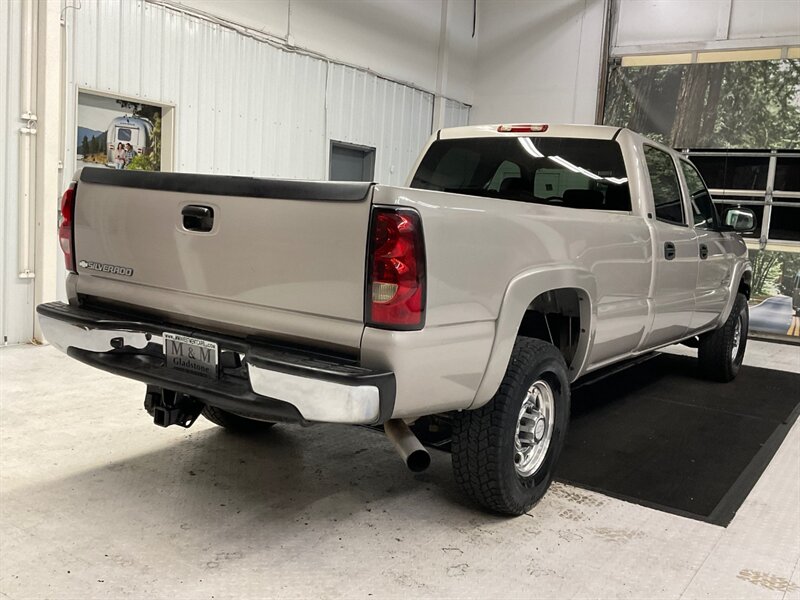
top-left (443, 98), bottom-right (471, 129)
top-left (326, 64), bottom-right (434, 186)
top-left (1, 0), bottom-right (34, 345)
top-left (67, 1), bottom-right (328, 179)
top-left (67, 0), bottom-right (470, 186)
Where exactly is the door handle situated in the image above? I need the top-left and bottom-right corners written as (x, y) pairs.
top-left (664, 241), bottom-right (676, 261)
top-left (699, 243), bottom-right (709, 260)
top-left (182, 205), bottom-right (214, 232)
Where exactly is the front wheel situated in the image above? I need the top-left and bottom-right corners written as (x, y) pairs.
top-left (451, 338), bottom-right (571, 515)
top-left (698, 292), bottom-right (749, 382)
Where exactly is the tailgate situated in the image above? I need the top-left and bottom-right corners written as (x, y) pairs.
top-left (72, 168), bottom-right (374, 351)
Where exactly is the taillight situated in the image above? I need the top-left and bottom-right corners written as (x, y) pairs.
top-left (366, 207), bottom-right (426, 330)
top-left (59, 184), bottom-right (76, 272)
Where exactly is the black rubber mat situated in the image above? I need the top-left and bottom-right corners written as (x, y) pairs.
top-left (407, 353), bottom-right (800, 526)
top-left (555, 353), bottom-right (800, 526)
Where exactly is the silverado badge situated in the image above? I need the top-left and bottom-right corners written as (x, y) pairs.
top-left (78, 260), bottom-right (134, 277)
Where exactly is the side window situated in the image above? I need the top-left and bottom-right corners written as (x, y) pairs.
top-left (487, 160), bottom-right (522, 192)
top-left (644, 146), bottom-right (685, 225)
top-left (680, 160), bottom-right (718, 229)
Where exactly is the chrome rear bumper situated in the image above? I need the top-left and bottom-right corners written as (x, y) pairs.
top-left (36, 302), bottom-right (394, 425)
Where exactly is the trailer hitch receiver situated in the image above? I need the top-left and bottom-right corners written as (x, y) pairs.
top-left (144, 385), bottom-right (204, 428)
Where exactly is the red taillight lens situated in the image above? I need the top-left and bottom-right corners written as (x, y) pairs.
top-left (59, 184), bottom-right (76, 272)
top-left (367, 207), bottom-right (425, 329)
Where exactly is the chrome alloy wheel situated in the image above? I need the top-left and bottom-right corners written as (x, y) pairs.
top-left (513, 379), bottom-right (555, 477)
top-left (731, 314), bottom-right (742, 362)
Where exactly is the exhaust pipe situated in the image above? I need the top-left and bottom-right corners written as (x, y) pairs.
top-left (384, 419), bottom-right (431, 472)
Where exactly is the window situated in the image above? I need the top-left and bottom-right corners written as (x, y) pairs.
top-left (768, 206), bottom-right (800, 242)
top-left (410, 137), bottom-right (631, 211)
top-left (680, 160), bottom-right (718, 229)
top-left (688, 155), bottom-right (770, 190)
top-left (329, 141), bottom-right (376, 182)
top-left (775, 157), bottom-right (800, 193)
top-left (116, 127), bottom-right (133, 142)
top-left (770, 156), bottom-right (800, 242)
top-left (644, 146), bottom-right (685, 225)
top-left (487, 161), bottom-right (521, 191)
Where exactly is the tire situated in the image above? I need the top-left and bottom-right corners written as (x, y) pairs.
top-left (451, 337), bottom-right (571, 515)
top-left (698, 292), bottom-right (748, 382)
top-left (201, 405), bottom-right (275, 433)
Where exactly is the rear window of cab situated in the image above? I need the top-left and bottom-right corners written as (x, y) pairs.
top-left (410, 137), bottom-right (631, 212)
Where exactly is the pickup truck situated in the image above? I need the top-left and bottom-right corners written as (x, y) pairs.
top-left (38, 124), bottom-right (756, 515)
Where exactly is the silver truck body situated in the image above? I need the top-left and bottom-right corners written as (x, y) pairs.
top-left (39, 124), bottom-right (751, 424)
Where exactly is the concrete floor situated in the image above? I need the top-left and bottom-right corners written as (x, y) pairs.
top-left (1, 340), bottom-right (799, 599)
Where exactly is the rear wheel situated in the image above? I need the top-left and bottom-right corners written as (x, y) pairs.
top-left (698, 292), bottom-right (748, 382)
top-left (451, 338), bottom-right (570, 515)
top-left (201, 405), bottom-right (275, 432)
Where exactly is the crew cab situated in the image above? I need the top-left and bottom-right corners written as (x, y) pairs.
top-left (38, 124), bottom-right (755, 515)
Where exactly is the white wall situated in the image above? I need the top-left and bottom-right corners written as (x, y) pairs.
top-left (442, 0), bottom-right (480, 104)
top-left (174, 0), bottom-right (478, 104)
top-left (728, 0), bottom-right (800, 42)
top-left (613, 0), bottom-right (800, 53)
top-left (66, 0), bottom-right (470, 189)
top-left (326, 63), bottom-right (434, 183)
top-left (471, 0), bottom-right (606, 125)
top-left (468, 0), bottom-right (798, 128)
top-left (2, 0), bottom-right (476, 346)
top-left (1, 0), bottom-right (35, 345)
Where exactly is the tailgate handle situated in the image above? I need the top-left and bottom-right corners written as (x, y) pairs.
top-left (182, 205), bottom-right (214, 232)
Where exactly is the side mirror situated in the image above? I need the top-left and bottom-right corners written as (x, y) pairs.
top-left (722, 207), bottom-right (757, 233)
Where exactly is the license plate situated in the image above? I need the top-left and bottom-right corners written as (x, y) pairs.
top-left (163, 332), bottom-right (218, 379)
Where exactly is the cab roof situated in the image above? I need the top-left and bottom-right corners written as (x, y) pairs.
top-left (438, 123), bottom-right (623, 141)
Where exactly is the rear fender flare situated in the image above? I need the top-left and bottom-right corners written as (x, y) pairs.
top-left (470, 267), bottom-right (597, 409)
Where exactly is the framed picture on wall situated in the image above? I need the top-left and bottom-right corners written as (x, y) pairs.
top-left (76, 91), bottom-right (173, 172)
